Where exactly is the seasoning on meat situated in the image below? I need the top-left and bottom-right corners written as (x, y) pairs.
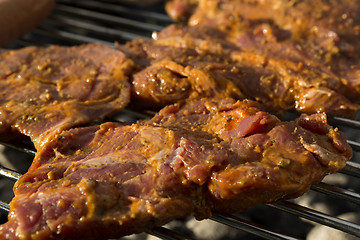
top-left (0, 43), bottom-right (135, 149)
top-left (164, 0), bottom-right (360, 117)
top-left (0, 98), bottom-right (351, 240)
top-left (120, 28), bottom-right (244, 111)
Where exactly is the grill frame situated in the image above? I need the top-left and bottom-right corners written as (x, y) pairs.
top-left (1, 1), bottom-right (360, 239)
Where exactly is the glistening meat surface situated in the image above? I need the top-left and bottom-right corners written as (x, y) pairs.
top-left (165, 0), bottom-right (360, 117)
top-left (0, 98), bottom-right (351, 240)
top-left (121, 27), bottom-right (243, 110)
top-left (122, 23), bottom-right (359, 117)
top-left (0, 43), bottom-right (134, 149)
top-left (167, 0), bottom-right (360, 56)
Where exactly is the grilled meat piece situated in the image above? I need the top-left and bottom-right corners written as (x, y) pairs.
top-left (166, 0), bottom-right (360, 51)
top-left (167, 0), bottom-right (360, 42)
top-left (165, 0), bottom-right (360, 117)
top-left (0, 43), bottom-right (134, 149)
top-left (165, 0), bottom-right (200, 22)
top-left (0, 98), bottom-right (351, 240)
top-left (166, 0), bottom-right (198, 22)
top-left (122, 24), bottom-right (359, 117)
top-left (121, 27), bottom-right (244, 110)
top-left (229, 22), bottom-right (360, 117)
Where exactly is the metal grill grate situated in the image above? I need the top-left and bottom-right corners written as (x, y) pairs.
top-left (1, 1), bottom-right (360, 239)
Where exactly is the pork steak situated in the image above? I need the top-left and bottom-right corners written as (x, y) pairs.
top-left (0, 43), bottom-right (134, 149)
top-left (0, 98), bottom-right (351, 239)
top-left (122, 23), bottom-right (360, 117)
top-left (165, 0), bottom-right (360, 117)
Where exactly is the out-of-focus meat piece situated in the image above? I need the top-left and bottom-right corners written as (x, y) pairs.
top-left (165, 0), bottom-right (360, 117)
top-left (0, 43), bottom-right (134, 149)
top-left (121, 24), bottom-right (359, 117)
top-left (166, 0), bottom-right (198, 22)
top-left (294, 87), bottom-right (359, 117)
top-left (123, 25), bottom-right (290, 113)
top-left (230, 21), bottom-right (360, 117)
top-left (0, 98), bottom-right (351, 240)
top-left (0, 0), bottom-right (55, 47)
top-left (167, 0), bottom-right (360, 49)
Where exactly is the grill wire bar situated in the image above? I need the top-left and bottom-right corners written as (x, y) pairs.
top-left (311, 182), bottom-right (360, 205)
top-left (12, 0), bottom-right (173, 48)
top-left (1, 1), bottom-right (360, 239)
top-left (267, 201), bottom-right (360, 237)
top-left (210, 214), bottom-right (300, 240)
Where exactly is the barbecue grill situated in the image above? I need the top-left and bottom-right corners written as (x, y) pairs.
top-left (1, 1), bottom-right (360, 239)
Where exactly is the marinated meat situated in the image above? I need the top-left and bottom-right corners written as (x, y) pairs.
top-left (0, 43), bottom-right (134, 148)
top-left (167, 0), bottom-right (360, 44)
top-left (165, 0), bottom-right (360, 117)
top-left (121, 27), bottom-right (244, 110)
top-left (0, 98), bottom-right (351, 240)
top-left (122, 24), bottom-right (359, 117)
top-left (166, 0), bottom-right (360, 52)
top-left (166, 0), bottom-right (198, 22)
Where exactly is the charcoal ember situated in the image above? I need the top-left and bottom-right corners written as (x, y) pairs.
top-left (295, 173), bottom-right (359, 217)
top-left (121, 233), bottom-right (148, 240)
top-left (246, 205), bottom-right (312, 239)
top-left (185, 217), bottom-right (248, 240)
top-left (145, 219), bottom-right (194, 240)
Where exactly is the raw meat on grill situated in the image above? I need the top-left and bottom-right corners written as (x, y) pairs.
top-left (166, 0), bottom-right (198, 22)
top-left (121, 24), bottom-right (359, 117)
top-left (166, 0), bottom-right (360, 56)
top-left (228, 21), bottom-right (360, 117)
top-left (121, 29), bottom-right (244, 111)
top-left (0, 98), bottom-right (351, 240)
top-left (165, 0), bottom-right (360, 117)
top-left (0, 43), bottom-right (134, 149)
top-left (186, 0), bottom-right (360, 97)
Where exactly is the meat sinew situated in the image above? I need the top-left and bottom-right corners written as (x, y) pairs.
top-left (122, 23), bottom-right (359, 117)
top-left (0, 43), bottom-right (134, 149)
top-left (165, 0), bottom-right (360, 117)
top-left (0, 98), bottom-right (351, 240)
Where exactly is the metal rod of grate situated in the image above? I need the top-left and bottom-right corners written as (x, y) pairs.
top-left (8, 0), bottom-right (173, 48)
top-left (267, 200), bottom-right (360, 237)
top-left (1, 1), bottom-right (360, 239)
